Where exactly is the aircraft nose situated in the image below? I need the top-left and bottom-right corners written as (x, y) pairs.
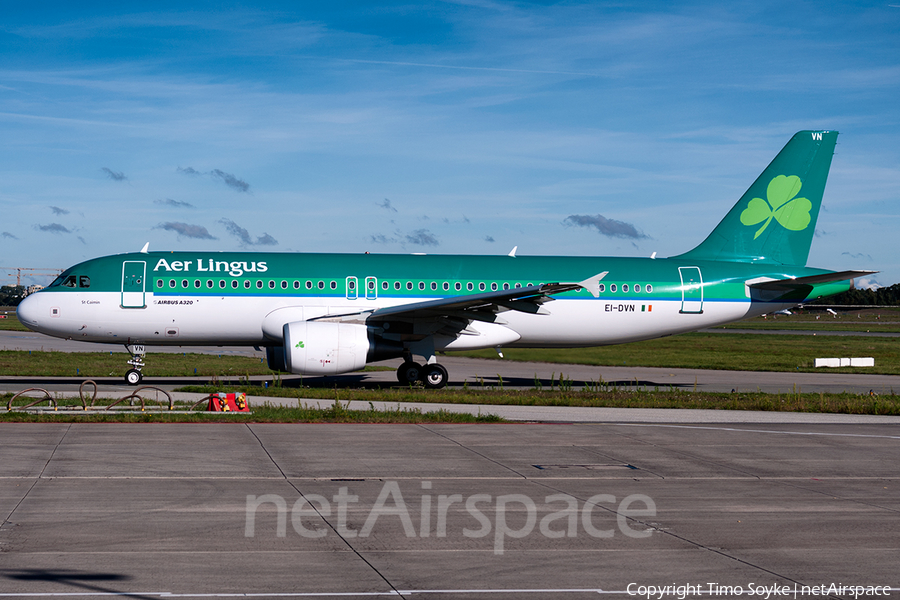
top-left (16, 293), bottom-right (42, 330)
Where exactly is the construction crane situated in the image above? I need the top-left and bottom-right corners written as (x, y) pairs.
top-left (1, 267), bottom-right (63, 287)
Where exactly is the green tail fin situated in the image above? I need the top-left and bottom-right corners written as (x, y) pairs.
top-left (674, 130), bottom-right (838, 266)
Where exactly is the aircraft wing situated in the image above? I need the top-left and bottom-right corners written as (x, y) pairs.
top-left (315, 272), bottom-right (608, 324)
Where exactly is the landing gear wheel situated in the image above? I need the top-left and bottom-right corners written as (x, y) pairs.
top-left (423, 363), bottom-right (449, 389)
top-left (397, 361), bottom-right (423, 386)
top-left (125, 369), bottom-right (143, 386)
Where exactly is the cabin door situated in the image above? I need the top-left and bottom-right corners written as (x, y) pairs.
top-left (678, 266), bottom-right (703, 314)
top-left (121, 261), bottom-right (146, 308)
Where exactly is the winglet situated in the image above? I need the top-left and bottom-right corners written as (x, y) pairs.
top-left (140, 242), bottom-right (150, 254)
top-left (578, 271), bottom-right (608, 298)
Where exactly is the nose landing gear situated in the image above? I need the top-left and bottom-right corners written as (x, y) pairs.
top-left (125, 344), bottom-right (145, 385)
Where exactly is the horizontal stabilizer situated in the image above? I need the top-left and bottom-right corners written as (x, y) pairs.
top-left (747, 270), bottom-right (877, 291)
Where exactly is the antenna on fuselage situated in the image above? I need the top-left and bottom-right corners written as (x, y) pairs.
top-left (140, 242), bottom-right (150, 254)
top-left (508, 246), bottom-right (517, 258)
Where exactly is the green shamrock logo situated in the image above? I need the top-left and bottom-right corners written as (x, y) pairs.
top-left (295, 341), bottom-right (305, 348)
top-left (740, 175), bottom-right (812, 239)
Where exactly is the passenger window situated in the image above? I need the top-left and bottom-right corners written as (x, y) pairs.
top-left (282, 281), bottom-right (288, 289)
top-left (293, 281), bottom-right (300, 289)
top-left (419, 282), bottom-right (425, 290)
top-left (220, 280), bottom-right (226, 289)
top-left (503, 283), bottom-right (509, 290)
top-left (623, 284), bottom-right (629, 293)
top-left (382, 281), bottom-right (389, 290)
top-left (431, 282), bottom-right (437, 291)
top-left (182, 280), bottom-right (188, 288)
top-left (306, 281), bottom-right (312, 289)
top-left (467, 282), bottom-right (474, 291)
top-left (634, 284), bottom-right (641, 293)
top-left (407, 282), bottom-right (413, 290)
top-left (455, 282), bottom-right (461, 291)
top-left (195, 280), bottom-right (201, 288)
top-left (443, 282), bottom-right (449, 291)
top-left (232, 280), bottom-right (238, 289)
top-left (207, 280), bottom-right (214, 288)
top-left (514, 283), bottom-right (521, 288)
top-left (599, 284), bottom-right (605, 293)
top-left (330, 281), bottom-right (336, 290)
top-left (168, 279), bottom-right (175, 288)
top-left (256, 281), bottom-right (263, 289)
top-left (646, 284), bottom-right (653, 293)
top-left (245, 281), bottom-right (251, 289)
top-left (491, 283), bottom-right (498, 291)
top-left (395, 281), bottom-right (401, 290)
top-left (610, 284), bottom-right (617, 293)
top-left (318, 281), bottom-right (325, 290)
top-left (269, 281), bottom-right (275, 289)
top-left (479, 282), bottom-right (486, 291)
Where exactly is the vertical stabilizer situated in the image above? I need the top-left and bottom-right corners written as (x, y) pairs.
top-left (674, 130), bottom-right (837, 266)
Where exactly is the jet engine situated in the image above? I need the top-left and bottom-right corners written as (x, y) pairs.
top-left (282, 321), bottom-right (404, 375)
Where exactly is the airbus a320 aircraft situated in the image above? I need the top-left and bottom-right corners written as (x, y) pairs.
top-left (17, 131), bottom-right (871, 388)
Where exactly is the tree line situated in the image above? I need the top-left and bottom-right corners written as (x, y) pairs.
top-left (808, 283), bottom-right (900, 306)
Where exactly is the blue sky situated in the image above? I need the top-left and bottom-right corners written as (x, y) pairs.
top-left (1, 1), bottom-right (898, 287)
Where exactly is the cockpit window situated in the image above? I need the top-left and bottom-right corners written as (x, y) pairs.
top-left (79, 276), bottom-right (90, 288)
top-left (62, 275), bottom-right (77, 288)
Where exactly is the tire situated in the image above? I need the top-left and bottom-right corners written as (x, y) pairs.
top-left (125, 369), bottom-right (143, 386)
top-left (423, 364), bottom-right (449, 389)
top-left (397, 361), bottom-right (423, 385)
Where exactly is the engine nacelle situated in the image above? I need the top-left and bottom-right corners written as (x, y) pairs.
top-left (283, 321), bottom-right (370, 375)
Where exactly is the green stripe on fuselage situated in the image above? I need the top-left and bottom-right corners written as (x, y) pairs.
top-left (44, 251), bottom-right (851, 306)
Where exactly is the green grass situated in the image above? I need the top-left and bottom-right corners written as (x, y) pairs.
top-left (0, 349), bottom-right (281, 378)
top-left (0, 396), bottom-right (505, 423)
top-left (454, 332), bottom-right (900, 375)
top-left (0, 308), bottom-right (28, 331)
top-left (176, 383), bottom-right (900, 414)
top-left (5, 384), bottom-right (899, 420)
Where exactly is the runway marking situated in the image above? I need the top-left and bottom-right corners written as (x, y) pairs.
top-left (7, 590), bottom-right (896, 597)
top-left (0, 589), bottom-right (619, 597)
top-left (619, 423), bottom-right (900, 440)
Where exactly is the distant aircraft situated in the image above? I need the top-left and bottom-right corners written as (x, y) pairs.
top-left (17, 131), bottom-right (872, 387)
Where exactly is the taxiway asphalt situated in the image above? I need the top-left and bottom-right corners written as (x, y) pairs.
top-left (1, 422), bottom-right (898, 598)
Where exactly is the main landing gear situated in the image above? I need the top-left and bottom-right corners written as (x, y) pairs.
top-left (125, 344), bottom-right (145, 386)
top-left (396, 360), bottom-right (449, 389)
